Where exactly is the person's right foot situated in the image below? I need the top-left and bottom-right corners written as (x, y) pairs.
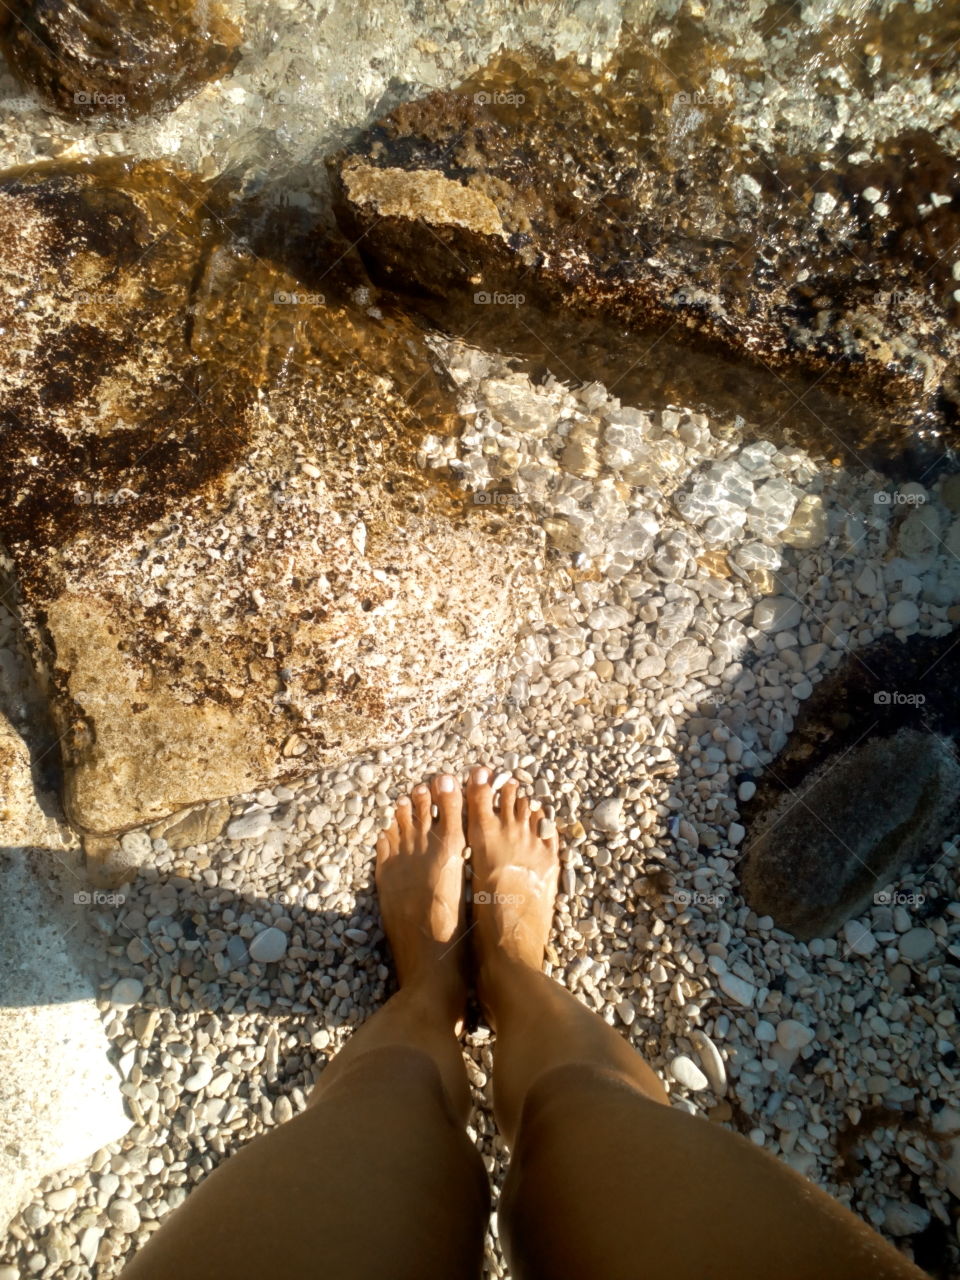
top-left (466, 766), bottom-right (560, 1021)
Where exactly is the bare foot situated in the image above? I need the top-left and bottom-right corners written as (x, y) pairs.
top-left (375, 774), bottom-right (468, 1020)
top-left (466, 765), bottom-right (560, 1019)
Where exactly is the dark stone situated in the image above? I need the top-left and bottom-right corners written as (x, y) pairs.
top-left (740, 627), bottom-right (960, 939)
top-left (1, 0), bottom-right (241, 120)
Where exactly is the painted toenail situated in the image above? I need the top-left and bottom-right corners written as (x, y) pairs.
top-left (474, 768), bottom-right (489, 784)
top-left (438, 774), bottom-right (455, 793)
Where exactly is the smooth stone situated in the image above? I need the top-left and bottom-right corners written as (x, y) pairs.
top-left (718, 972), bottom-right (756, 1007)
top-left (691, 1030), bottom-right (727, 1094)
top-left (776, 1020), bottom-right (815, 1051)
top-left (668, 1055), bottom-right (709, 1091)
top-left (249, 927), bottom-right (288, 964)
top-left (226, 810), bottom-right (272, 841)
top-left (843, 920), bottom-right (877, 957)
top-left (44, 1187), bottom-right (76, 1212)
top-left (107, 1198), bottom-right (141, 1232)
top-left (883, 1201), bottom-right (931, 1236)
top-left (110, 978), bottom-right (144, 1007)
top-left (183, 1061), bottom-right (213, 1092)
top-left (590, 797), bottom-right (624, 833)
top-left (737, 780), bottom-right (756, 802)
top-left (897, 927), bottom-right (936, 963)
top-left (887, 600), bottom-right (919, 629)
top-left (753, 597), bottom-right (803, 634)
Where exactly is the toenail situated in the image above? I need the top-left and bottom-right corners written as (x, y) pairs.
top-left (414, 784), bottom-right (429, 795)
top-left (474, 768), bottom-right (489, 784)
top-left (438, 774), bottom-right (455, 793)
top-left (397, 795), bottom-right (411, 806)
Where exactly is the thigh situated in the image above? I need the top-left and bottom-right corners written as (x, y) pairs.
top-left (120, 1046), bottom-right (489, 1280)
top-left (500, 1062), bottom-right (927, 1280)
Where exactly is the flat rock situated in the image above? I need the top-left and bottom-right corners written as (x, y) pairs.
top-left (0, 161), bottom-right (544, 836)
top-left (743, 728), bottom-right (960, 940)
top-left (897, 927), bottom-right (936, 963)
top-left (590, 797), bottom-right (624, 833)
top-left (668, 1054), bottom-right (709, 1091)
top-left (0, 848), bottom-right (130, 1232)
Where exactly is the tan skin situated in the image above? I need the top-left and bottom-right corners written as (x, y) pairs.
top-left (120, 768), bottom-right (929, 1280)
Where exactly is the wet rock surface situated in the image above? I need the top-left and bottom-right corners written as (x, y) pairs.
top-left (1, 0), bottom-right (241, 120)
top-left (742, 727), bottom-right (960, 940)
top-left (741, 628), bottom-right (960, 938)
top-left (0, 159), bottom-right (544, 836)
top-left (330, 27), bottom-right (960, 465)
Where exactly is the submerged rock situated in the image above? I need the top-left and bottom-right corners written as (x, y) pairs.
top-left (329, 36), bottom-right (960, 461)
top-left (1, 0), bottom-right (241, 120)
top-left (0, 160), bottom-right (544, 837)
top-left (742, 728), bottom-right (960, 940)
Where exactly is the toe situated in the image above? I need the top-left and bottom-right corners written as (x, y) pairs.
top-left (375, 827), bottom-right (395, 868)
top-left (467, 766), bottom-right (496, 826)
top-left (516, 793), bottom-right (530, 824)
top-left (411, 783), bottom-right (432, 843)
top-left (432, 773), bottom-right (462, 838)
top-left (395, 794), bottom-right (414, 853)
top-left (499, 778), bottom-right (520, 823)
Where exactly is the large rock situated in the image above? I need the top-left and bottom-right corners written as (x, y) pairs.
top-left (0, 161), bottom-right (544, 836)
top-left (329, 36), bottom-right (960, 460)
top-left (0, 711), bottom-right (131, 1231)
top-left (741, 728), bottom-right (960, 940)
top-left (0, 0), bottom-right (241, 120)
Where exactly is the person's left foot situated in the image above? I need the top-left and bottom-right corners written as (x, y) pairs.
top-left (375, 775), bottom-right (468, 1020)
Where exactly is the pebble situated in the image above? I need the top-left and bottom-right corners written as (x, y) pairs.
top-left (110, 978), bottom-right (144, 1007)
top-left (887, 600), bottom-right (919, 629)
top-left (843, 920), bottom-right (878, 957)
top-left (691, 1030), bottom-right (727, 1094)
top-left (107, 1199), bottom-right (141, 1232)
top-left (776, 1020), bottom-right (815, 1051)
top-left (591, 797), bottom-right (624, 833)
top-left (184, 1060), bottom-right (214, 1092)
top-left (753, 596), bottom-right (803, 633)
top-left (883, 1201), bottom-right (931, 1236)
top-left (225, 809), bottom-right (272, 840)
top-left (669, 1055), bottom-right (709, 1091)
top-left (897, 927), bottom-right (936, 962)
top-left (249, 927), bottom-right (289, 964)
top-left (718, 972), bottom-right (756, 1007)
